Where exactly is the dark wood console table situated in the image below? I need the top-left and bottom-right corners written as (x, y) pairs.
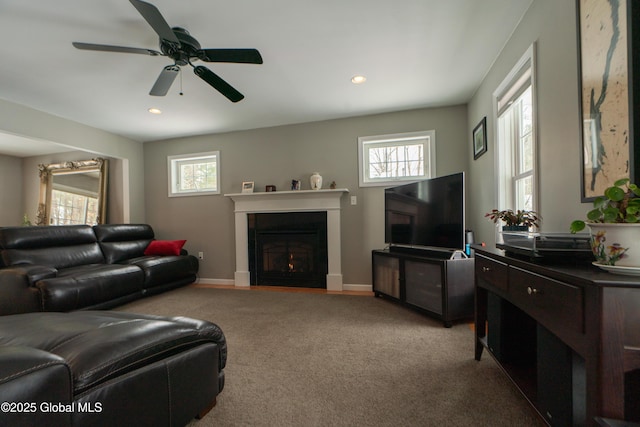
top-left (474, 246), bottom-right (640, 426)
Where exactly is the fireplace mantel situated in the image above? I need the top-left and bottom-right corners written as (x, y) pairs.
top-left (225, 189), bottom-right (349, 290)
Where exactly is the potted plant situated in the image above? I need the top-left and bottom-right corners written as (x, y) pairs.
top-left (485, 209), bottom-right (540, 231)
top-left (570, 178), bottom-right (640, 269)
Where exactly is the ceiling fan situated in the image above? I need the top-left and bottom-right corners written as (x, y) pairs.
top-left (72, 0), bottom-right (263, 102)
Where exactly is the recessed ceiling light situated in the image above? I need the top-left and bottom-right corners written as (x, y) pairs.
top-left (148, 108), bottom-right (162, 114)
top-left (351, 75), bottom-right (367, 84)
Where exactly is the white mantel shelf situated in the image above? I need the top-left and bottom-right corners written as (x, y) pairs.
top-left (225, 189), bottom-right (349, 290)
top-left (225, 189), bottom-right (349, 212)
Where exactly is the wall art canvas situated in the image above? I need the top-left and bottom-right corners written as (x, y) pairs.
top-left (578, 0), bottom-right (630, 200)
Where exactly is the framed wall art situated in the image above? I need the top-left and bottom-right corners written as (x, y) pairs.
top-left (577, 0), bottom-right (640, 200)
top-left (473, 117), bottom-right (487, 160)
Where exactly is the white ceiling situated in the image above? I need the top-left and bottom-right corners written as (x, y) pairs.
top-left (0, 0), bottom-right (533, 156)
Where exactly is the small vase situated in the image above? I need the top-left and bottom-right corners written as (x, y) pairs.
top-left (588, 223), bottom-right (640, 268)
top-left (310, 172), bottom-right (322, 190)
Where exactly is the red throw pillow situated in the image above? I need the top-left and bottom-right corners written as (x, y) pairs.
top-left (144, 239), bottom-right (186, 256)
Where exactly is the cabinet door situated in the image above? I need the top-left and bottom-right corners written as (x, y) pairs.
top-left (404, 260), bottom-right (442, 314)
top-left (372, 254), bottom-right (400, 298)
top-left (537, 324), bottom-right (584, 427)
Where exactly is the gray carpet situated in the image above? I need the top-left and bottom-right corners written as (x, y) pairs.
top-left (118, 286), bottom-right (543, 426)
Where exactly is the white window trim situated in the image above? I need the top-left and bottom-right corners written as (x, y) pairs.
top-left (168, 151), bottom-right (221, 197)
top-left (492, 43), bottom-right (538, 214)
top-left (357, 130), bottom-right (436, 187)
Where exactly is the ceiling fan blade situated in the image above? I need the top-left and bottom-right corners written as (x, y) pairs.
top-left (199, 48), bottom-right (263, 64)
top-left (129, 0), bottom-right (179, 44)
top-left (150, 65), bottom-right (180, 96)
top-left (193, 65), bottom-right (244, 102)
top-left (72, 42), bottom-right (162, 56)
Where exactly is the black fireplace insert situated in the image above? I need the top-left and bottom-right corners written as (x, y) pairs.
top-left (248, 212), bottom-right (328, 288)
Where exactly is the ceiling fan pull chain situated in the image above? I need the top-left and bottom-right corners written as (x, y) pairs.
top-left (179, 67), bottom-right (184, 96)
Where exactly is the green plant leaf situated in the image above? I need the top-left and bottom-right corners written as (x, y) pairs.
top-left (586, 208), bottom-right (602, 221)
top-left (602, 206), bottom-right (620, 222)
top-left (570, 220), bottom-right (585, 233)
top-left (593, 197), bottom-right (608, 209)
top-left (604, 186), bottom-right (625, 201)
top-left (625, 215), bottom-right (639, 223)
top-left (572, 179), bottom-right (640, 226)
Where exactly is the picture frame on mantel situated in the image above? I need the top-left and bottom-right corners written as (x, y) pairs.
top-left (473, 117), bottom-right (487, 160)
top-left (241, 181), bottom-right (254, 193)
top-left (577, 0), bottom-right (640, 201)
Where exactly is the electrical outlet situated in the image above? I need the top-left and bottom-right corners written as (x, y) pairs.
top-left (351, 195), bottom-right (357, 205)
top-left (198, 252), bottom-right (204, 260)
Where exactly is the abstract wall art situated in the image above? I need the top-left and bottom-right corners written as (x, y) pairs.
top-left (577, 0), bottom-right (639, 200)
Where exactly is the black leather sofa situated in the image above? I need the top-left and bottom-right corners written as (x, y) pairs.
top-left (0, 311), bottom-right (226, 427)
top-left (0, 224), bottom-right (199, 315)
top-left (0, 224), bottom-right (226, 426)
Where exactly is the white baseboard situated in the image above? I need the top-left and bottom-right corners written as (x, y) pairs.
top-left (195, 278), bottom-right (372, 292)
top-left (342, 283), bottom-right (373, 292)
top-left (195, 278), bottom-right (235, 285)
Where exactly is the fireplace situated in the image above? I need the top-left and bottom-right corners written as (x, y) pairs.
top-left (225, 188), bottom-right (348, 290)
top-left (249, 212), bottom-right (328, 288)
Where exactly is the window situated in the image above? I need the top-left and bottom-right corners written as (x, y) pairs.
top-left (50, 189), bottom-right (98, 225)
top-left (358, 130), bottom-right (436, 187)
top-left (493, 44), bottom-right (537, 216)
top-left (168, 151), bottom-right (220, 197)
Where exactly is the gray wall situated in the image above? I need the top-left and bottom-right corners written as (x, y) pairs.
top-left (0, 98), bottom-right (145, 223)
top-left (144, 105), bottom-right (468, 285)
top-left (0, 154), bottom-right (23, 225)
top-left (467, 0), bottom-right (588, 245)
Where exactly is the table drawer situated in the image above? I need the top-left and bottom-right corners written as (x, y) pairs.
top-left (475, 255), bottom-right (508, 293)
top-left (509, 266), bottom-right (584, 337)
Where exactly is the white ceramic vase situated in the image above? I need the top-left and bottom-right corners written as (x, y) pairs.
top-left (310, 172), bottom-right (322, 190)
top-left (588, 223), bottom-right (640, 268)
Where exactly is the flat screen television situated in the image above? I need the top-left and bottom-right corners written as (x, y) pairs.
top-left (385, 172), bottom-right (465, 251)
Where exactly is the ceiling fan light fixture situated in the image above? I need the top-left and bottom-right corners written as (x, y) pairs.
top-left (351, 75), bottom-right (367, 84)
top-left (148, 107), bottom-right (162, 114)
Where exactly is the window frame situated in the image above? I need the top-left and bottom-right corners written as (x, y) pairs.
top-left (492, 43), bottom-right (538, 219)
top-left (357, 130), bottom-right (436, 187)
top-left (167, 151), bottom-right (221, 197)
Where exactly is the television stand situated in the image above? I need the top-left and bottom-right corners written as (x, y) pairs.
top-left (372, 248), bottom-right (474, 327)
top-left (388, 245), bottom-right (468, 260)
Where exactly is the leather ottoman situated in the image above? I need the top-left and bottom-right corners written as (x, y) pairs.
top-left (0, 311), bottom-right (226, 427)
